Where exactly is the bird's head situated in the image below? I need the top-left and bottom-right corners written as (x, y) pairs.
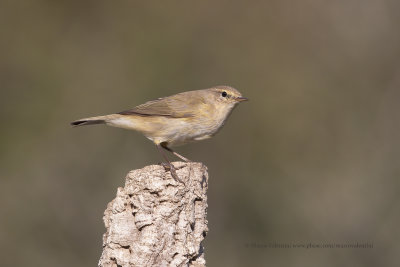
top-left (209, 85), bottom-right (248, 106)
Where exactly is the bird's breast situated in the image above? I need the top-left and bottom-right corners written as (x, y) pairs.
top-left (119, 102), bottom-right (235, 147)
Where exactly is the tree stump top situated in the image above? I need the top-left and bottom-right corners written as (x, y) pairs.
top-left (99, 162), bottom-right (209, 267)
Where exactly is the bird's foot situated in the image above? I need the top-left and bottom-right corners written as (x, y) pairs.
top-left (160, 162), bottom-right (184, 183)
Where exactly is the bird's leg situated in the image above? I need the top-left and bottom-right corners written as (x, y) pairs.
top-left (160, 143), bottom-right (194, 184)
top-left (160, 142), bottom-right (191, 162)
top-left (156, 144), bottom-right (183, 183)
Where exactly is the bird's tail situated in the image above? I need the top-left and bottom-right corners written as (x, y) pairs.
top-left (70, 114), bottom-right (118, 127)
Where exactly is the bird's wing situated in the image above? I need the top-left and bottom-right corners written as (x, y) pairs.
top-left (118, 92), bottom-right (205, 118)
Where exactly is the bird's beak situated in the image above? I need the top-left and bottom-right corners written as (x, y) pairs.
top-left (236, 96), bottom-right (249, 102)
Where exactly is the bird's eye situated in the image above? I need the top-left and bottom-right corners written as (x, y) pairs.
top-left (221, 91), bottom-right (227, 97)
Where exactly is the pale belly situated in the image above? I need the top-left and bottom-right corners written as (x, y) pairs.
top-left (108, 112), bottom-right (229, 147)
top-left (145, 117), bottom-right (224, 146)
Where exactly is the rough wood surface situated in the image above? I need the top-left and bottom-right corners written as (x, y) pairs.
top-left (98, 162), bottom-right (209, 267)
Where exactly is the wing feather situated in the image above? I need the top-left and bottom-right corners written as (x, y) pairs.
top-left (118, 91), bottom-right (205, 118)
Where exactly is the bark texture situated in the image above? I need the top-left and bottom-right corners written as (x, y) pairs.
top-left (98, 162), bottom-right (209, 267)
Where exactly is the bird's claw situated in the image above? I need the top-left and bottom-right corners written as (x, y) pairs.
top-left (161, 162), bottom-right (184, 183)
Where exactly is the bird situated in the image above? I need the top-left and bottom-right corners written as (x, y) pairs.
top-left (71, 85), bottom-right (248, 182)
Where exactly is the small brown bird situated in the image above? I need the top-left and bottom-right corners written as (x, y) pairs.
top-left (71, 85), bottom-right (247, 181)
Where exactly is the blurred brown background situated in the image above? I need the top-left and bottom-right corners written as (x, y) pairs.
top-left (1, 1), bottom-right (399, 266)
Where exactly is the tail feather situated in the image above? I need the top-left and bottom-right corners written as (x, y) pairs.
top-left (71, 119), bottom-right (105, 126)
top-left (70, 115), bottom-right (115, 127)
